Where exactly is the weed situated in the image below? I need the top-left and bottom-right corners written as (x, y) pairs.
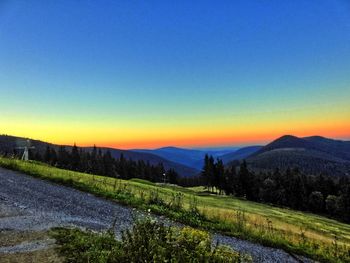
top-left (234, 210), bottom-right (246, 233)
top-left (148, 190), bottom-right (166, 206)
top-left (51, 220), bottom-right (251, 262)
top-left (168, 192), bottom-right (184, 210)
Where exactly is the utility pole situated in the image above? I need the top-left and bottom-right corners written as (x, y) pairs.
top-left (163, 172), bottom-right (167, 184)
top-left (16, 140), bottom-right (35, 161)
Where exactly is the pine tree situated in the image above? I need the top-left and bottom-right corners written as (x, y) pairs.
top-left (201, 154), bottom-right (210, 190)
top-left (208, 156), bottom-right (215, 192)
top-left (236, 160), bottom-right (248, 197)
top-left (50, 148), bottom-right (57, 166)
top-left (167, 169), bottom-right (178, 184)
top-left (44, 146), bottom-right (52, 163)
top-left (71, 143), bottom-right (81, 171)
top-left (103, 150), bottom-right (116, 177)
top-left (58, 146), bottom-right (69, 168)
top-left (223, 164), bottom-right (236, 195)
top-left (215, 159), bottom-right (225, 194)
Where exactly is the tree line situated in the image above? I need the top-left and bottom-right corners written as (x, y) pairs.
top-left (26, 145), bottom-right (179, 184)
top-left (8, 145), bottom-right (350, 223)
top-left (201, 154), bottom-right (350, 223)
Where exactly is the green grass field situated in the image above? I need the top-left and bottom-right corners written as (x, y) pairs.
top-left (0, 157), bottom-right (349, 262)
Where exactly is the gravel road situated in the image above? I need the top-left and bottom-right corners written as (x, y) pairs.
top-left (0, 167), bottom-right (314, 262)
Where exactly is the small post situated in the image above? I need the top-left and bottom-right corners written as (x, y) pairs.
top-left (163, 172), bottom-right (166, 184)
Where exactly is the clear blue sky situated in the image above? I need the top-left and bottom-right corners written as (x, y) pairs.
top-left (0, 1), bottom-right (349, 148)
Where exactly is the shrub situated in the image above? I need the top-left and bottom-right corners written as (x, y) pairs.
top-left (325, 195), bottom-right (339, 215)
top-left (148, 190), bottom-right (166, 206)
top-left (308, 191), bottom-right (324, 212)
top-left (168, 192), bottom-right (184, 210)
top-left (52, 220), bottom-right (250, 263)
top-left (51, 228), bottom-right (120, 263)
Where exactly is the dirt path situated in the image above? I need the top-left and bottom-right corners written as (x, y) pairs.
top-left (0, 167), bottom-right (313, 262)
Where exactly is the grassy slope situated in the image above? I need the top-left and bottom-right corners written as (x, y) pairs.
top-left (129, 181), bottom-right (350, 245)
top-left (0, 157), bottom-right (349, 262)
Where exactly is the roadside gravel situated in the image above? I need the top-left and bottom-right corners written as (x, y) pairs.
top-left (0, 167), bottom-right (314, 262)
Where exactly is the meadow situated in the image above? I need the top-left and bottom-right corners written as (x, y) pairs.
top-left (0, 157), bottom-right (349, 262)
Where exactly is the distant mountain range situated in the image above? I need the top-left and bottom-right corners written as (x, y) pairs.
top-left (132, 146), bottom-right (239, 170)
top-left (218, 146), bottom-right (262, 164)
top-left (244, 135), bottom-right (350, 177)
top-left (1, 134), bottom-right (350, 177)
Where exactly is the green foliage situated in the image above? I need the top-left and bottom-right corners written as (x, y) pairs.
top-left (168, 192), bottom-right (184, 210)
top-left (51, 228), bottom-right (120, 263)
top-left (325, 195), bottom-right (339, 214)
top-left (1, 157), bottom-right (350, 263)
top-left (148, 190), bottom-right (166, 206)
top-left (308, 191), bottom-right (324, 212)
top-left (234, 210), bottom-right (247, 233)
top-left (202, 153), bottom-right (350, 225)
top-left (13, 143), bottom-right (180, 184)
top-left (51, 220), bottom-right (250, 263)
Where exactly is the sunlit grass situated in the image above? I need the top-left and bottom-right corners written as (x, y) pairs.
top-left (0, 157), bottom-right (349, 262)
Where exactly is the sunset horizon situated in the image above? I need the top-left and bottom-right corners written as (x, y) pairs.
top-left (1, 1), bottom-right (350, 149)
top-left (2, 130), bottom-right (350, 150)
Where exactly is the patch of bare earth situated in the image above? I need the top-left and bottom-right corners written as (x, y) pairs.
top-left (0, 207), bottom-right (62, 263)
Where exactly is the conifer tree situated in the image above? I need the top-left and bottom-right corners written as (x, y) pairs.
top-left (71, 143), bottom-right (81, 171)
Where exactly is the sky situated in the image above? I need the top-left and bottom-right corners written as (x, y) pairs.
top-left (0, 0), bottom-right (349, 149)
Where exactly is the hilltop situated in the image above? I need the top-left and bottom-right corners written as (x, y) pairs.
top-left (243, 135), bottom-right (350, 176)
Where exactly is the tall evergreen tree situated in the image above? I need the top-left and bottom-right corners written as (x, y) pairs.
top-left (71, 143), bottom-right (81, 171)
top-left (201, 154), bottom-right (210, 190)
top-left (215, 159), bottom-right (225, 194)
top-left (44, 146), bottom-right (52, 163)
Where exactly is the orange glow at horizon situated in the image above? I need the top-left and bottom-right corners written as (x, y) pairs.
top-left (30, 123), bottom-right (350, 149)
top-left (1, 103), bottom-right (349, 149)
top-left (1, 127), bottom-right (349, 149)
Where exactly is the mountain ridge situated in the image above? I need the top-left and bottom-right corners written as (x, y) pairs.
top-left (132, 146), bottom-right (239, 170)
top-left (2, 134), bottom-right (350, 177)
top-left (0, 135), bottom-right (200, 177)
top-left (243, 135), bottom-right (350, 177)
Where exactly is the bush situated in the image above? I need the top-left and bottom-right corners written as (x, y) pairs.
top-left (308, 191), bottom-right (324, 212)
top-left (325, 195), bottom-right (339, 215)
top-left (168, 192), bottom-right (184, 210)
top-left (51, 228), bottom-right (120, 263)
top-left (148, 190), bottom-right (166, 206)
top-left (52, 219), bottom-right (251, 263)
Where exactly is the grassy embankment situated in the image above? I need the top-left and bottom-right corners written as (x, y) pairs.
top-left (0, 157), bottom-right (349, 262)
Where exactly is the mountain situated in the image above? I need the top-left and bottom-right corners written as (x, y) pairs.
top-left (245, 135), bottom-right (350, 177)
top-left (219, 146), bottom-right (262, 164)
top-left (99, 147), bottom-right (199, 177)
top-left (303, 136), bottom-right (350, 161)
top-left (252, 135), bottom-right (313, 156)
top-left (4, 133), bottom-right (349, 177)
top-left (133, 147), bottom-right (206, 169)
top-left (190, 146), bottom-right (240, 156)
top-left (0, 135), bottom-right (200, 177)
top-left (132, 146), bottom-right (239, 170)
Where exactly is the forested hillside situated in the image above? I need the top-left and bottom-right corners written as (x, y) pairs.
top-left (0, 135), bottom-right (199, 177)
top-left (242, 135), bottom-right (350, 177)
top-left (202, 155), bottom-right (350, 223)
